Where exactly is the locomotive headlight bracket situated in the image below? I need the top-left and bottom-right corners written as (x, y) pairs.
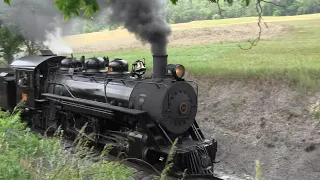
top-left (166, 64), bottom-right (185, 80)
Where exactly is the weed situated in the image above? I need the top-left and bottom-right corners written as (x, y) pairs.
top-left (308, 101), bottom-right (320, 120)
top-left (0, 107), bottom-right (134, 180)
top-left (255, 160), bottom-right (262, 180)
top-left (159, 138), bottom-right (178, 180)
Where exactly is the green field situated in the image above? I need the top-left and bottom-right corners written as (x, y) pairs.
top-left (73, 14), bottom-right (320, 90)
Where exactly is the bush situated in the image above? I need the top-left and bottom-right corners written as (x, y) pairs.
top-left (0, 108), bottom-right (134, 180)
top-left (212, 14), bottom-right (222, 20)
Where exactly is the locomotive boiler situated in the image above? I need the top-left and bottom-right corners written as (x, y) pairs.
top-left (0, 50), bottom-right (219, 179)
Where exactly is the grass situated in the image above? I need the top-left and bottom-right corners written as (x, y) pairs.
top-left (72, 16), bottom-right (320, 91)
top-left (0, 101), bottom-right (182, 180)
top-left (0, 102), bottom-right (134, 180)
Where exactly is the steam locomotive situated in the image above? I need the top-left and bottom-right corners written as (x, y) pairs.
top-left (0, 50), bottom-right (219, 179)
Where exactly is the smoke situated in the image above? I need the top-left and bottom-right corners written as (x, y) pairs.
top-left (0, 0), bottom-right (73, 54)
top-left (98, 0), bottom-right (172, 55)
top-left (43, 27), bottom-right (73, 55)
top-left (0, 0), bottom-right (172, 55)
top-left (1, 1), bottom-right (62, 40)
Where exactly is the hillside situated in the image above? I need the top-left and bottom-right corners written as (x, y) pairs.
top-left (63, 14), bottom-right (319, 54)
top-left (62, 14), bottom-right (320, 180)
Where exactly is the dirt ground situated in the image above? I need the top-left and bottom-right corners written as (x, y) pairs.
top-left (65, 22), bottom-right (289, 53)
top-left (190, 74), bottom-right (320, 180)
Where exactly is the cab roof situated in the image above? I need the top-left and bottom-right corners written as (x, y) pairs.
top-left (10, 55), bottom-right (65, 71)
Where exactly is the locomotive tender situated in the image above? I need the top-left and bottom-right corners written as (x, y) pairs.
top-left (0, 50), bottom-right (219, 179)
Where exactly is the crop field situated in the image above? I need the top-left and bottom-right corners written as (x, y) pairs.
top-left (64, 14), bottom-right (320, 90)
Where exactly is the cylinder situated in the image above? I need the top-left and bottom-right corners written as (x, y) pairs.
top-left (152, 55), bottom-right (168, 80)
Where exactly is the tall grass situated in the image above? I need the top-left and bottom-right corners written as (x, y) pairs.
top-left (0, 101), bottom-right (188, 180)
top-left (0, 106), bottom-right (134, 180)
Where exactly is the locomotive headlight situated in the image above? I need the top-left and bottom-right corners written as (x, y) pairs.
top-left (175, 65), bottom-right (185, 79)
top-left (166, 64), bottom-right (185, 79)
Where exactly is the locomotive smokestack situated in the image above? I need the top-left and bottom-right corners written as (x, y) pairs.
top-left (153, 55), bottom-right (168, 80)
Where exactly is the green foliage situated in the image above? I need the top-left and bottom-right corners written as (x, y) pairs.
top-left (166, 0), bottom-right (320, 24)
top-left (0, 20), bottom-right (25, 65)
top-left (82, 15), bottom-right (119, 33)
top-left (255, 160), bottom-right (262, 180)
top-left (159, 139), bottom-right (178, 180)
top-left (0, 106), bottom-right (134, 179)
top-left (309, 101), bottom-right (320, 119)
top-left (3, 0), bottom-right (236, 21)
top-left (53, 0), bottom-right (100, 20)
top-left (0, 2), bottom-right (47, 62)
top-left (262, 0), bottom-right (320, 16)
top-left (3, 0), bottom-right (10, 5)
top-left (166, 0), bottom-right (216, 23)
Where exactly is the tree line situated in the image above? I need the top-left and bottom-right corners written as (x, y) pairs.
top-left (79, 0), bottom-right (320, 33)
top-left (166, 0), bottom-right (320, 24)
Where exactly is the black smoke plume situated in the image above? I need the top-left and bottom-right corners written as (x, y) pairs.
top-left (0, 0), bottom-right (172, 55)
top-left (98, 0), bottom-right (172, 55)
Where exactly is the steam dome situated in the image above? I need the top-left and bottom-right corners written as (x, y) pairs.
top-left (83, 57), bottom-right (106, 73)
top-left (108, 58), bottom-right (129, 72)
top-left (60, 57), bottom-right (75, 71)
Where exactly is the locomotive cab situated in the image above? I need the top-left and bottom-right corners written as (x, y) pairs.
top-left (10, 54), bottom-right (65, 109)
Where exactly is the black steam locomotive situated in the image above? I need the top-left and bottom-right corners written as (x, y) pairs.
top-left (0, 50), bottom-right (219, 179)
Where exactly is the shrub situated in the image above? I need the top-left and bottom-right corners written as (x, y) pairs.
top-left (212, 14), bottom-right (222, 20)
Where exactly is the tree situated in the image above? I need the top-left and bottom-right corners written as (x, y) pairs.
top-left (24, 39), bottom-right (45, 56)
top-left (0, 0), bottom-right (64, 66)
top-left (3, 0), bottom-right (245, 20)
top-left (0, 21), bottom-right (25, 65)
top-left (0, 21), bottom-right (25, 66)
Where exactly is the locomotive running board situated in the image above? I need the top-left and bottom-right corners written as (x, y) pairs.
top-left (41, 93), bottom-right (147, 116)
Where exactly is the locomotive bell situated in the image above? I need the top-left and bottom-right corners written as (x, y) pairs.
top-left (136, 61), bottom-right (145, 72)
top-left (131, 59), bottom-right (146, 77)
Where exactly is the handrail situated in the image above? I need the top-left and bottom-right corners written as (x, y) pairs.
top-left (47, 82), bottom-right (77, 99)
